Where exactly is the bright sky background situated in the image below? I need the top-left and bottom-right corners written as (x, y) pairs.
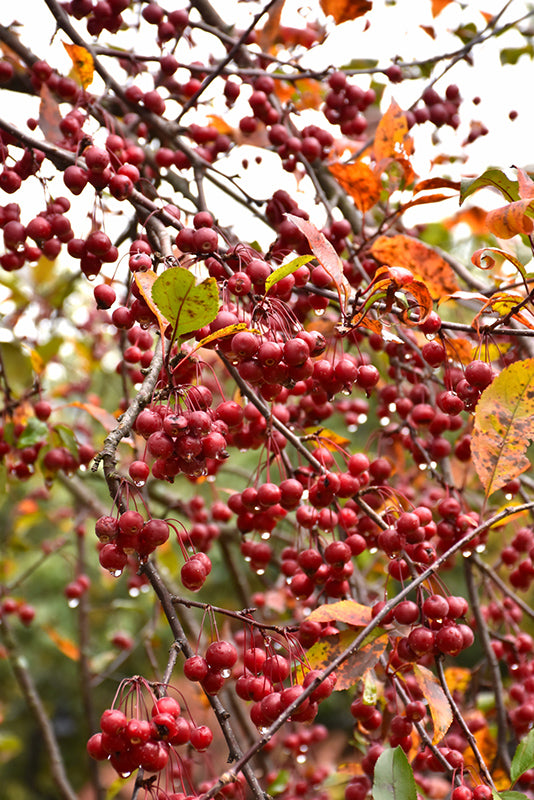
top-left (1, 0), bottom-right (533, 235)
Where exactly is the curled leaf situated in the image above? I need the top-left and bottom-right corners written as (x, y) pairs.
top-left (486, 200), bottom-right (534, 239)
top-left (371, 234), bottom-right (459, 299)
top-left (471, 247), bottom-right (527, 279)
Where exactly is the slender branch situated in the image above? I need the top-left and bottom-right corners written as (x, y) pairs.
top-left (464, 558), bottom-right (511, 774)
top-left (0, 617), bottom-right (78, 800)
top-left (434, 656), bottom-right (496, 789)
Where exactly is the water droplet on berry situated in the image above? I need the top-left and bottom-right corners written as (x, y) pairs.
top-left (261, 531), bottom-right (271, 540)
top-left (221, 668), bottom-right (231, 678)
top-left (348, 424), bottom-right (357, 432)
top-left (314, 308), bottom-right (325, 316)
top-left (388, 403), bottom-right (396, 412)
top-left (111, 569), bottom-right (123, 577)
top-left (296, 754), bottom-right (306, 763)
top-left (129, 587), bottom-right (140, 597)
top-left (476, 543), bottom-right (486, 553)
top-left (341, 388), bottom-right (351, 396)
top-left (68, 598), bottom-right (79, 608)
top-left (426, 333), bottom-right (436, 341)
top-left (369, 547), bottom-right (378, 554)
top-left (462, 549), bottom-right (471, 557)
top-left (134, 479), bottom-right (146, 487)
top-left (256, 568), bottom-right (265, 575)
top-left (357, 413), bottom-right (367, 424)
top-left (380, 416), bottom-right (390, 426)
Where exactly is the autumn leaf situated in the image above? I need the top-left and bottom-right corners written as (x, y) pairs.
top-left (329, 161), bottom-right (381, 212)
top-left (431, 0), bottom-right (454, 16)
top-left (134, 269), bottom-right (169, 340)
top-left (320, 0), bottom-right (372, 24)
top-left (371, 234), bottom-right (459, 299)
top-left (305, 630), bottom-right (388, 690)
top-left (373, 100), bottom-right (414, 182)
top-left (305, 427), bottom-right (351, 451)
top-left (285, 214), bottom-right (352, 313)
top-left (44, 626), bottom-right (80, 660)
top-left (39, 85), bottom-right (63, 145)
top-left (68, 401), bottom-right (118, 431)
top-left (256, 0), bottom-right (285, 51)
top-left (265, 254), bottom-right (314, 294)
top-left (486, 200), bottom-right (534, 239)
top-left (63, 42), bottom-right (94, 89)
top-left (413, 664), bottom-right (452, 744)
top-left (472, 358), bottom-right (534, 496)
top-left (306, 600), bottom-right (372, 626)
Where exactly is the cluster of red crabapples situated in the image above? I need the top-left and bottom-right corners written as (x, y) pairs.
top-left (87, 681), bottom-right (214, 780)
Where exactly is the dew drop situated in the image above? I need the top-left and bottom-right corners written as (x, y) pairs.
top-left (256, 568), bottom-right (265, 576)
top-left (111, 569), bottom-right (123, 578)
top-left (221, 668), bottom-right (231, 678)
top-left (380, 416), bottom-right (390, 426)
top-left (462, 549), bottom-right (472, 558)
top-left (314, 308), bottom-right (325, 317)
top-left (68, 598), bottom-right (79, 609)
top-left (134, 479), bottom-right (146, 487)
top-left (348, 424), bottom-right (357, 432)
top-left (296, 754), bottom-right (306, 763)
top-left (341, 388), bottom-right (351, 396)
top-left (357, 413), bottom-right (368, 424)
top-left (244, 556), bottom-right (251, 563)
top-left (476, 543), bottom-right (486, 553)
top-left (369, 546), bottom-right (378, 554)
top-left (260, 531), bottom-right (271, 540)
top-left (129, 587), bottom-right (140, 597)
top-left (388, 402), bottom-right (396, 412)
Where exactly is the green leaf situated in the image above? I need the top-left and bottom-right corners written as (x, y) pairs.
top-left (493, 792), bottom-right (530, 800)
top-left (0, 342), bottom-right (33, 396)
top-left (372, 747), bottom-right (417, 800)
top-left (472, 358), bottom-right (534, 496)
top-left (17, 417), bottom-right (48, 448)
top-left (267, 769), bottom-right (290, 795)
top-left (460, 168), bottom-right (520, 206)
top-left (511, 728), bottom-right (534, 784)
top-left (500, 45), bottom-right (534, 66)
top-left (342, 58), bottom-right (379, 70)
top-left (265, 254), bottom-right (314, 294)
top-left (151, 267), bottom-right (219, 338)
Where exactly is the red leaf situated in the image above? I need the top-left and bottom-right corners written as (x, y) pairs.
top-left (329, 161), bottom-right (381, 213)
top-left (285, 214), bottom-right (352, 313)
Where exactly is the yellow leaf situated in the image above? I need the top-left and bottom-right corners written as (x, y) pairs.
top-left (307, 600), bottom-right (372, 626)
top-left (305, 630), bottom-right (387, 691)
top-left (305, 426), bottom-right (351, 450)
top-left (413, 663), bottom-right (452, 744)
top-left (443, 667), bottom-right (470, 693)
top-left (63, 42), bottom-right (94, 89)
top-left (472, 358), bottom-right (534, 496)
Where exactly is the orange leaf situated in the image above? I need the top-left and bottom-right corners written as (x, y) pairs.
top-left (431, 0), bottom-right (454, 16)
top-left (63, 42), bottom-right (94, 89)
top-left (285, 214), bottom-right (352, 313)
top-left (370, 234), bottom-right (459, 299)
top-left (134, 270), bottom-right (169, 340)
top-left (373, 100), bottom-right (413, 165)
top-left (413, 664), bottom-right (452, 744)
top-left (320, 0), bottom-right (372, 24)
top-left (257, 0), bottom-right (285, 52)
top-left (413, 178), bottom-right (461, 193)
top-left (329, 161), bottom-right (381, 213)
top-left (472, 358), bottom-right (534, 496)
top-left (274, 78), bottom-right (323, 111)
top-left (68, 401), bottom-right (118, 431)
top-left (306, 630), bottom-right (388, 691)
top-left (517, 167), bottom-right (534, 199)
top-left (44, 626), bottom-right (80, 661)
top-left (443, 667), bottom-right (471, 693)
top-left (444, 337), bottom-right (475, 366)
top-left (443, 206), bottom-right (488, 235)
top-left (307, 600), bottom-right (372, 626)
top-left (486, 200), bottom-right (534, 239)
top-left (399, 280), bottom-right (434, 326)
